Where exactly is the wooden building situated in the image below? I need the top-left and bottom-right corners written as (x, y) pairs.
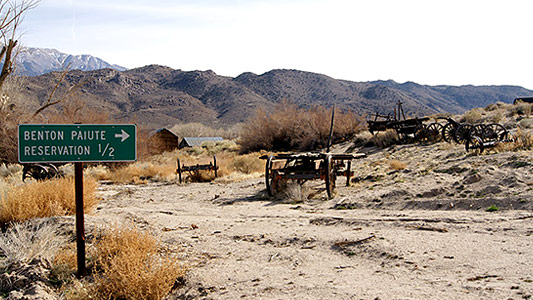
top-left (514, 97), bottom-right (533, 104)
top-left (151, 128), bottom-right (180, 152)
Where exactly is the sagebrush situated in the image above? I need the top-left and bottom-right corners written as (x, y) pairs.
top-left (0, 177), bottom-right (98, 224)
top-left (63, 225), bottom-right (186, 300)
top-left (239, 101), bottom-right (364, 152)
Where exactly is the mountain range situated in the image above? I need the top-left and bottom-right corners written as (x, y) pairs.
top-left (14, 48), bottom-right (533, 129)
top-left (15, 47), bottom-right (126, 76)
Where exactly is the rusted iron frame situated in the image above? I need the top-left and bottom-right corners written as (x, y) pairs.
top-left (176, 155), bottom-right (218, 184)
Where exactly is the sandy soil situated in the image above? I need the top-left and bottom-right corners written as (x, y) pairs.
top-left (86, 141), bottom-right (533, 299)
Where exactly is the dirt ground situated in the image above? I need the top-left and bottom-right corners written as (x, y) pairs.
top-left (88, 142), bottom-right (533, 300)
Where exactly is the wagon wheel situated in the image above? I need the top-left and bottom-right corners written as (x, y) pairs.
top-left (454, 124), bottom-right (473, 144)
top-left (483, 123), bottom-right (509, 141)
top-left (324, 155), bottom-right (336, 199)
top-left (265, 156), bottom-right (277, 197)
top-left (469, 124), bottom-right (486, 141)
top-left (426, 123), bottom-right (443, 143)
top-left (414, 124), bottom-right (428, 142)
top-left (45, 164), bottom-right (62, 179)
top-left (22, 165), bottom-right (48, 182)
top-left (442, 123), bottom-right (457, 142)
top-left (465, 135), bottom-right (484, 154)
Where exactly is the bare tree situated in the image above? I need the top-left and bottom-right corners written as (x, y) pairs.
top-left (0, 0), bottom-right (38, 90)
top-left (0, 0), bottom-right (38, 164)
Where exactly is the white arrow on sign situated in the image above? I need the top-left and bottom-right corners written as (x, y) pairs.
top-left (115, 129), bottom-right (130, 142)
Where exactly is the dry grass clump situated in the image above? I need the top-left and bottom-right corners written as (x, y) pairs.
top-left (462, 108), bottom-right (484, 124)
top-left (0, 218), bottom-right (68, 267)
top-left (510, 101), bottom-right (533, 117)
top-left (90, 144), bottom-right (262, 184)
top-left (351, 131), bottom-right (373, 147)
top-left (492, 128), bottom-right (533, 153)
top-left (509, 128), bottom-right (533, 150)
top-left (239, 101), bottom-right (364, 153)
top-left (371, 129), bottom-right (399, 148)
top-left (184, 140), bottom-right (239, 156)
top-left (388, 160), bottom-right (407, 171)
top-left (64, 225), bottom-right (186, 300)
top-left (279, 181), bottom-right (311, 203)
top-left (102, 162), bottom-right (176, 184)
top-left (229, 153), bottom-right (264, 174)
top-left (0, 177), bottom-right (98, 225)
top-left (519, 118), bottom-right (533, 129)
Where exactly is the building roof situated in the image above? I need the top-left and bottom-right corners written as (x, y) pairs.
top-left (154, 127), bottom-right (180, 137)
top-left (514, 97), bottom-right (533, 104)
top-left (181, 137), bottom-right (224, 147)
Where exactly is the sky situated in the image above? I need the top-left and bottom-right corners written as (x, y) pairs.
top-left (19, 0), bottom-right (533, 89)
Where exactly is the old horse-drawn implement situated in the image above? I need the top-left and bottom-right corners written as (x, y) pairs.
top-left (436, 117), bottom-right (513, 153)
top-left (260, 105), bottom-right (365, 199)
top-left (176, 155), bottom-right (218, 184)
top-left (22, 163), bottom-right (63, 181)
top-left (260, 152), bottom-right (365, 199)
top-left (366, 101), bottom-right (442, 142)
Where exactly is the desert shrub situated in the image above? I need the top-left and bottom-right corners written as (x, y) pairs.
top-left (388, 160), bottom-right (407, 171)
top-left (489, 111), bottom-right (504, 123)
top-left (0, 218), bottom-right (67, 267)
top-left (64, 225), bottom-right (186, 300)
top-left (519, 118), bottom-right (533, 129)
top-left (493, 128), bottom-right (533, 153)
top-left (511, 128), bottom-right (533, 150)
top-left (230, 154), bottom-right (264, 174)
top-left (0, 103), bottom-right (29, 164)
top-left (462, 108), bottom-right (483, 124)
top-left (511, 101), bottom-right (533, 117)
top-left (199, 140), bottom-right (239, 155)
top-left (279, 181), bottom-right (310, 203)
top-left (239, 101), bottom-right (364, 152)
top-left (0, 177), bottom-right (98, 224)
top-left (370, 129), bottom-right (399, 148)
top-left (351, 131), bottom-right (373, 147)
top-left (106, 162), bottom-right (176, 184)
top-left (0, 163), bottom-right (22, 178)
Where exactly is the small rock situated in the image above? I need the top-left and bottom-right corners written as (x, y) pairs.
top-left (464, 173), bottom-right (483, 184)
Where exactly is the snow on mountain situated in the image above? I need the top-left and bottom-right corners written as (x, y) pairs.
top-left (15, 47), bottom-right (127, 76)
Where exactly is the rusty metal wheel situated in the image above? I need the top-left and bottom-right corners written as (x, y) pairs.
top-left (483, 123), bottom-right (508, 141)
top-left (454, 124), bottom-right (473, 144)
top-left (465, 135), bottom-right (484, 154)
top-left (442, 123), bottom-right (456, 142)
top-left (325, 155), bottom-right (336, 199)
top-left (22, 165), bottom-right (46, 182)
top-left (426, 123), bottom-right (443, 143)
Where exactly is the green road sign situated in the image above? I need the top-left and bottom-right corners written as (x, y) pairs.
top-left (18, 124), bottom-right (137, 163)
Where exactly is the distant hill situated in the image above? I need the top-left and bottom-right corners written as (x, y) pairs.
top-left (17, 65), bottom-right (533, 129)
top-left (15, 47), bottom-right (127, 76)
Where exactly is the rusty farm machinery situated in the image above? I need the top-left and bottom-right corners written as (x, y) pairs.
top-left (176, 155), bottom-right (218, 184)
top-left (260, 106), bottom-right (366, 199)
top-left (260, 152), bottom-right (365, 199)
top-left (366, 101), bottom-right (513, 153)
top-left (22, 163), bottom-right (63, 182)
top-left (366, 101), bottom-right (441, 143)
